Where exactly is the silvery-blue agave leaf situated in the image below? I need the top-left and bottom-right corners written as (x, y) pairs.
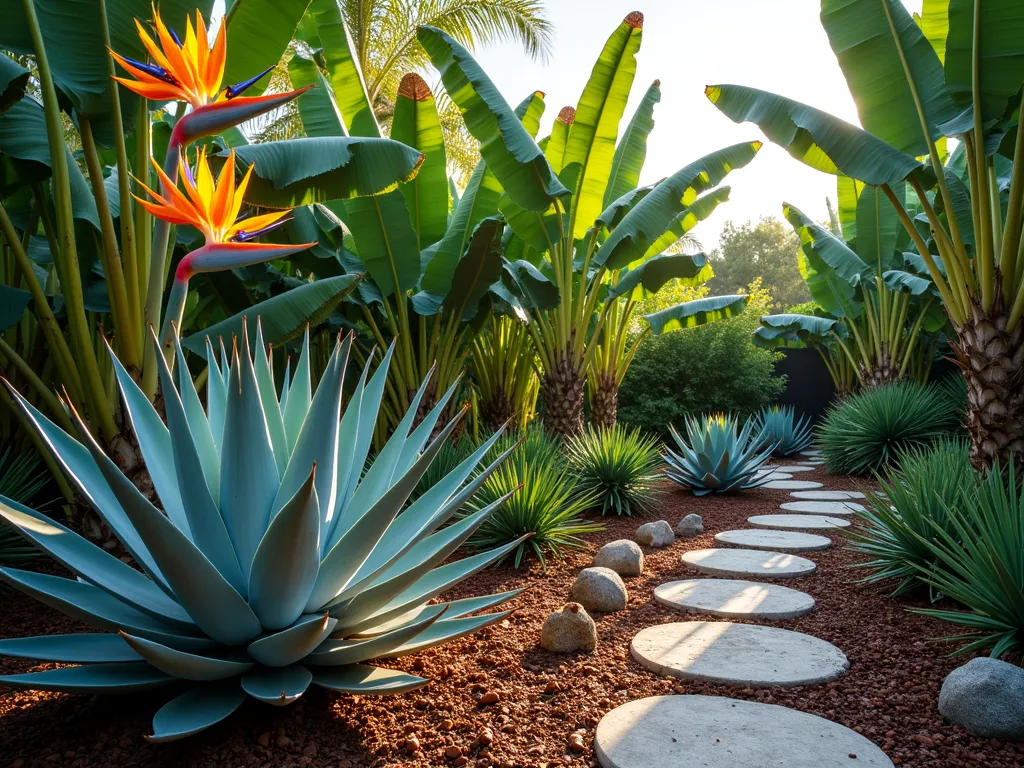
top-left (749, 405), bottom-right (814, 456)
top-left (0, 322), bottom-right (525, 742)
top-left (663, 413), bottom-right (777, 496)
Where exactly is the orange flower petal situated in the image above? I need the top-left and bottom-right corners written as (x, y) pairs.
top-left (210, 151), bottom-right (236, 226)
top-left (134, 19), bottom-right (175, 76)
top-left (226, 210), bottom-right (290, 240)
top-left (228, 163), bottom-right (256, 224)
top-left (207, 20), bottom-right (226, 95)
top-left (112, 76), bottom-right (183, 102)
top-left (132, 194), bottom-right (197, 226)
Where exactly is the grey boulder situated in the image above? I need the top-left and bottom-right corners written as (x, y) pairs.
top-left (570, 567), bottom-right (628, 612)
top-left (675, 513), bottom-right (704, 538)
top-left (540, 602), bottom-right (598, 653)
top-left (635, 520), bottom-right (675, 547)
top-left (939, 657), bottom-right (1024, 741)
top-left (593, 539), bottom-right (644, 577)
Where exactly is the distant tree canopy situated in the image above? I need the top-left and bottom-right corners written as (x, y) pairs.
top-left (707, 217), bottom-right (810, 311)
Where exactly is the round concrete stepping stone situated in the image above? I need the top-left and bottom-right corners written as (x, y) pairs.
top-left (797, 460), bottom-right (825, 466)
top-left (630, 621), bottom-right (849, 687)
top-left (654, 579), bottom-right (815, 619)
top-left (761, 479), bottom-right (823, 490)
top-left (772, 465), bottom-right (816, 473)
top-left (594, 695), bottom-right (894, 768)
top-left (754, 470), bottom-right (793, 480)
top-left (715, 529), bottom-right (832, 552)
top-left (800, 449), bottom-right (823, 457)
top-left (790, 489), bottom-right (866, 500)
top-left (681, 548), bottom-right (815, 579)
top-left (748, 514), bottom-right (850, 530)
top-left (780, 500), bottom-right (865, 515)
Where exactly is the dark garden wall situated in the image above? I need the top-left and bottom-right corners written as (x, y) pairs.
top-left (772, 348), bottom-right (961, 423)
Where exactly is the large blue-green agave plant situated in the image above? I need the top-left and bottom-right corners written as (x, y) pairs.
top-left (664, 413), bottom-right (777, 495)
top-left (0, 323), bottom-right (525, 741)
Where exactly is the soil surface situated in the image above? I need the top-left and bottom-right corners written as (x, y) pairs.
top-left (2, 464), bottom-right (1022, 768)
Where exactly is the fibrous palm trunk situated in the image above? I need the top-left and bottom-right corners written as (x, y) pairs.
top-left (860, 352), bottom-right (901, 389)
top-left (479, 387), bottom-right (515, 433)
top-left (540, 350), bottom-right (584, 438)
top-left (589, 370), bottom-right (618, 430)
top-left (954, 302), bottom-right (1024, 472)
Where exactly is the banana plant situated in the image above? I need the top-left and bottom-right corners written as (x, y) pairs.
top-left (709, 0), bottom-right (1024, 471)
top-left (753, 175), bottom-right (949, 394)
top-left (429, 11), bottom-right (758, 435)
top-left (0, 1), bottom-right (421, 471)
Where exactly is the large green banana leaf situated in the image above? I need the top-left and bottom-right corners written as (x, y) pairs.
top-left (560, 11), bottom-right (643, 239)
top-left (753, 313), bottom-right (845, 348)
top-left (604, 79), bottom-right (660, 208)
top-left (222, 0), bottom-right (311, 99)
top-left (412, 219), bottom-right (503, 319)
top-left (226, 138), bottom-right (423, 208)
top-left (836, 174), bottom-right (862, 241)
top-left (820, 0), bottom-right (956, 156)
top-left (594, 142), bottom-right (760, 271)
top-left (853, 182), bottom-right (904, 271)
top-left (418, 26), bottom-right (568, 213)
top-left (287, 48), bottom-right (348, 140)
top-left (945, 0), bottom-right (1024, 122)
top-left (607, 252), bottom-right (712, 300)
top-left (391, 74), bottom-right (448, 251)
top-left (0, 55), bottom-right (28, 114)
top-left (298, 0), bottom-right (379, 138)
top-left (784, 203), bottom-right (867, 317)
top-left (643, 294), bottom-right (747, 335)
top-left (917, 0), bottom-right (949, 64)
top-left (0, 284), bottom-right (31, 332)
top-left (707, 84), bottom-right (922, 185)
top-left (181, 275), bottom-right (360, 354)
top-left (639, 187), bottom-right (731, 264)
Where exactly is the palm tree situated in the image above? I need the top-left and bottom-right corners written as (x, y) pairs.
top-left (256, 0), bottom-right (553, 180)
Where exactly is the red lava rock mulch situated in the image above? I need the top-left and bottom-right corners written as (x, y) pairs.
top-left (2, 463), bottom-right (1023, 767)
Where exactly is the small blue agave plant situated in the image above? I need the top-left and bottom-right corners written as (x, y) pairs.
top-left (0, 323), bottom-right (524, 741)
top-left (749, 405), bottom-right (814, 456)
top-left (663, 413), bottom-right (777, 495)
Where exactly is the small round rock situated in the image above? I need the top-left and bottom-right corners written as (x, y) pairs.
top-left (570, 567), bottom-right (628, 612)
top-left (674, 513), bottom-right (703, 538)
top-left (939, 657), bottom-right (1024, 741)
top-left (540, 603), bottom-right (598, 653)
top-left (593, 539), bottom-right (644, 577)
top-left (635, 520), bottom-right (675, 547)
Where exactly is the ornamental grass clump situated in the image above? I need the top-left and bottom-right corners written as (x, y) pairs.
top-left (817, 381), bottom-right (961, 475)
top-left (663, 413), bottom-right (775, 495)
top-left (749, 405), bottom-right (814, 457)
top-left (466, 428), bottom-right (601, 568)
top-left (912, 460), bottom-right (1024, 660)
top-left (0, 448), bottom-right (50, 565)
top-left (0, 325), bottom-right (526, 742)
top-left (848, 440), bottom-right (975, 598)
top-left (566, 425), bottom-right (661, 516)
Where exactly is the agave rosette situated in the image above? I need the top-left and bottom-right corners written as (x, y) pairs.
top-left (749, 405), bottom-right (814, 457)
top-left (664, 413), bottom-right (776, 495)
top-left (0, 325), bottom-right (524, 741)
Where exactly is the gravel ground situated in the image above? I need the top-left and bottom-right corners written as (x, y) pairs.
top-left (2, 462), bottom-right (1022, 767)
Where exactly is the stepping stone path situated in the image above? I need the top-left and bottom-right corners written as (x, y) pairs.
top-left (715, 528), bottom-right (832, 552)
top-left (630, 621), bottom-right (849, 687)
top-left (595, 471), bottom-right (895, 766)
top-left (681, 548), bottom-right (815, 578)
top-left (780, 500), bottom-right (865, 515)
top-left (797, 460), bottom-right (825, 466)
top-left (654, 579), bottom-right (815, 620)
top-left (747, 514), bottom-right (850, 530)
top-left (761, 479), bottom-right (823, 490)
top-left (799, 450), bottom-right (823, 457)
top-left (594, 695), bottom-right (895, 768)
top-left (790, 489), bottom-right (866, 500)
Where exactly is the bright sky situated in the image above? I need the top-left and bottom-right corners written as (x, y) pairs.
top-left (474, 0), bottom-right (923, 250)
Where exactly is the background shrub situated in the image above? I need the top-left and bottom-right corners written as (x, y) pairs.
top-left (817, 381), bottom-right (961, 475)
top-left (619, 282), bottom-right (785, 436)
top-left (848, 440), bottom-right (975, 597)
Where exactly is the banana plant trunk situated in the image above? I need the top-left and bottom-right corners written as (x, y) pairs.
top-left (955, 303), bottom-right (1024, 472)
top-left (540, 349), bottom-right (585, 438)
top-left (859, 352), bottom-right (901, 389)
top-left (478, 387), bottom-right (516, 432)
top-left (589, 370), bottom-right (618, 430)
